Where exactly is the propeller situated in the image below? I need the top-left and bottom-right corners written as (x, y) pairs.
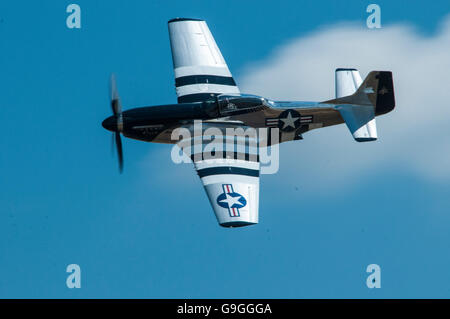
top-left (109, 74), bottom-right (124, 173)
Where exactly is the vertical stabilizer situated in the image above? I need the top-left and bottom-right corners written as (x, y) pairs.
top-left (335, 68), bottom-right (362, 98)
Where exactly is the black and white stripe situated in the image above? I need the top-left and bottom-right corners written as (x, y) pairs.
top-left (175, 75), bottom-right (236, 87)
top-left (190, 152), bottom-right (259, 163)
top-left (197, 166), bottom-right (260, 178)
top-left (175, 74), bottom-right (239, 103)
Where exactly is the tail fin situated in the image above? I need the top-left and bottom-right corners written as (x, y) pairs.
top-left (324, 70), bottom-right (395, 142)
top-left (335, 68), bottom-right (363, 98)
top-left (326, 71), bottom-right (395, 115)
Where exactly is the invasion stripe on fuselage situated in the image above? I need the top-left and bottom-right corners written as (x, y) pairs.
top-left (175, 75), bottom-right (236, 87)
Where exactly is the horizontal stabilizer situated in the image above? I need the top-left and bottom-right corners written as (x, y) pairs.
top-left (338, 105), bottom-right (377, 142)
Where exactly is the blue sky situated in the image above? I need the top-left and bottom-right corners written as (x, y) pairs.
top-left (1, 0), bottom-right (450, 298)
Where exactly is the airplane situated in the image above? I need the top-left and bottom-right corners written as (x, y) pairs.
top-left (102, 18), bottom-right (395, 228)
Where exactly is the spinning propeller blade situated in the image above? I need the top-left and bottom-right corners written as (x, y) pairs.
top-left (109, 73), bottom-right (124, 173)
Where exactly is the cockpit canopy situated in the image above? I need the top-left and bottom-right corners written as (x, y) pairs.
top-left (217, 94), bottom-right (269, 116)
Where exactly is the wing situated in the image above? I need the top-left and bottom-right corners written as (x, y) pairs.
top-left (168, 18), bottom-right (240, 103)
top-left (177, 123), bottom-right (259, 227)
top-left (195, 158), bottom-right (259, 228)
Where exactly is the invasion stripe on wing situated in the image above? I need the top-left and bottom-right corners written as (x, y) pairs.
top-left (176, 83), bottom-right (240, 97)
top-left (197, 166), bottom-right (260, 178)
top-left (175, 75), bottom-right (236, 87)
top-left (191, 152), bottom-right (260, 163)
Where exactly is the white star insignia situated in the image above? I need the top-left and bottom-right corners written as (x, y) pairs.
top-left (220, 193), bottom-right (243, 208)
top-left (279, 111), bottom-right (299, 129)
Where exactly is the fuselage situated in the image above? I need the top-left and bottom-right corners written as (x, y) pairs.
top-left (102, 94), bottom-right (344, 144)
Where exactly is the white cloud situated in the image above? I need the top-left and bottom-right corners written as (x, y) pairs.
top-left (237, 17), bottom-right (450, 189)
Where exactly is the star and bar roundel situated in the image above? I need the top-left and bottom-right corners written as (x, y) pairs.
top-left (216, 184), bottom-right (247, 217)
top-left (265, 109), bottom-right (313, 132)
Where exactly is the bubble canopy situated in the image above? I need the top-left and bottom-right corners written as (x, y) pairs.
top-left (216, 94), bottom-right (271, 116)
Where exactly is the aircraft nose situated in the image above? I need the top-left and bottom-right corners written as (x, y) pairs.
top-left (102, 116), bottom-right (117, 132)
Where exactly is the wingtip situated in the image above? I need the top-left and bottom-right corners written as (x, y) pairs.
top-left (355, 137), bottom-right (378, 142)
top-left (220, 221), bottom-right (257, 228)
